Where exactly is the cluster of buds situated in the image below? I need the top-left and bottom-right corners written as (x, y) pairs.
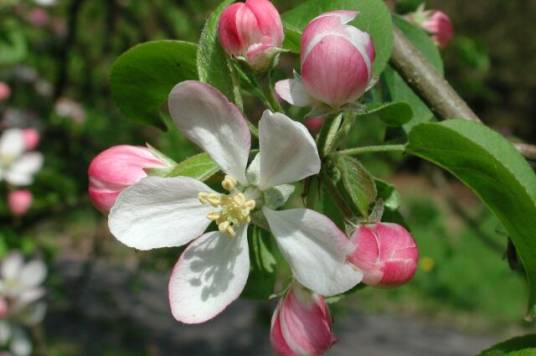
top-left (0, 253), bottom-right (47, 356)
top-left (0, 128), bottom-right (42, 217)
top-left (88, 145), bottom-right (173, 213)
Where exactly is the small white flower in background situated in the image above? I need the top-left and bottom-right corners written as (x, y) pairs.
top-left (0, 253), bottom-right (47, 356)
top-left (32, 0), bottom-right (56, 7)
top-left (54, 98), bottom-right (86, 124)
top-left (108, 81), bottom-right (362, 324)
top-left (0, 129), bottom-right (43, 187)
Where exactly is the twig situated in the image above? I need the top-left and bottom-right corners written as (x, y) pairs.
top-left (390, 27), bottom-right (536, 161)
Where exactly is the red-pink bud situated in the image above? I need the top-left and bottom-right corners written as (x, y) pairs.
top-left (301, 11), bottom-right (374, 108)
top-left (8, 190), bottom-right (33, 216)
top-left (0, 297), bottom-right (8, 319)
top-left (22, 128), bottom-right (40, 150)
top-left (270, 284), bottom-right (336, 356)
top-left (0, 82), bottom-right (11, 102)
top-left (303, 116), bottom-right (324, 136)
top-left (28, 8), bottom-right (49, 27)
top-left (88, 145), bottom-right (169, 213)
top-left (218, 0), bottom-right (283, 71)
top-left (421, 11), bottom-right (453, 49)
top-left (348, 223), bottom-right (418, 287)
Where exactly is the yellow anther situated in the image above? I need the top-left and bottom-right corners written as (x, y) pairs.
top-left (245, 200), bottom-right (256, 210)
top-left (207, 212), bottom-right (221, 221)
top-left (218, 221), bottom-right (230, 233)
top-left (207, 193), bottom-right (221, 207)
top-left (222, 175), bottom-right (238, 191)
top-left (198, 192), bottom-right (209, 204)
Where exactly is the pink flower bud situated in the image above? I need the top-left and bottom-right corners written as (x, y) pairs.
top-left (22, 128), bottom-right (40, 150)
top-left (28, 8), bottom-right (49, 27)
top-left (270, 284), bottom-right (336, 356)
top-left (0, 297), bottom-right (8, 319)
top-left (348, 223), bottom-right (418, 287)
top-left (88, 145), bottom-right (169, 213)
top-left (300, 11), bottom-right (375, 108)
top-left (8, 190), bottom-right (33, 216)
top-left (0, 82), bottom-right (11, 102)
top-left (421, 11), bottom-right (453, 49)
top-left (218, 0), bottom-right (284, 71)
top-left (303, 116), bottom-right (324, 136)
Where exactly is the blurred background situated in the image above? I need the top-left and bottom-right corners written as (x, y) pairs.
top-left (0, 0), bottom-right (535, 355)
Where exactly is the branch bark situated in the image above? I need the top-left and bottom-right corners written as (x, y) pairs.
top-left (390, 27), bottom-right (536, 161)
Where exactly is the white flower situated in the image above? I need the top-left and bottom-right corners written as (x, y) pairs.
top-left (0, 129), bottom-right (43, 187)
top-left (108, 81), bottom-right (362, 324)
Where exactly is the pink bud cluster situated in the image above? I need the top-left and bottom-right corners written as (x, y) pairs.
top-left (88, 145), bottom-right (170, 213)
top-left (218, 0), bottom-right (284, 71)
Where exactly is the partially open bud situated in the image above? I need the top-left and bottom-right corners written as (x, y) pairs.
top-left (303, 116), bottom-right (324, 136)
top-left (218, 0), bottom-right (284, 71)
top-left (276, 11), bottom-right (374, 109)
top-left (22, 129), bottom-right (40, 151)
top-left (88, 145), bottom-right (170, 213)
top-left (270, 284), bottom-right (336, 356)
top-left (8, 190), bottom-right (33, 216)
top-left (0, 82), bottom-right (11, 102)
top-left (348, 223), bottom-right (418, 288)
top-left (407, 7), bottom-right (453, 49)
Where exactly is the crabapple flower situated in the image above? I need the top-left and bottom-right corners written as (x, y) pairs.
top-left (407, 6), bottom-right (453, 49)
top-left (21, 130), bottom-right (39, 151)
top-left (303, 116), bottom-right (324, 136)
top-left (108, 81), bottom-right (362, 324)
top-left (0, 83), bottom-right (10, 102)
top-left (271, 283), bottom-right (335, 356)
top-left (218, 0), bottom-right (284, 71)
top-left (276, 11), bottom-right (375, 109)
top-left (0, 129), bottom-right (43, 187)
top-left (348, 223), bottom-right (418, 287)
top-left (7, 191), bottom-right (32, 217)
top-left (88, 145), bottom-right (171, 213)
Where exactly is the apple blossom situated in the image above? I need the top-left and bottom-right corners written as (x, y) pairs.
top-left (0, 83), bottom-right (10, 102)
top-left (406, 6), bottom-right (453, 49)
top-left (7, 191), bottom-right (32, 217)
top-left (21, 130), bottom-right (39, 151)
top-left (271, 283), bottom-right (336, 356)
top-left (108, 81), bottom-right (362, 324)
top-left (0, 129), bottom-right (43, 187)
top-left (276, 11), bottom-right (375, 109)
top-left (348, 223), bottom-right (419, 287)
top-left (88, 145), bottom-right (171, 213)
top-left (218, 0), bottom-right (284, 71)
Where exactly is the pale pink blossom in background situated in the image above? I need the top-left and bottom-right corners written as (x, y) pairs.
top-left (348, 223), bottom-right (419, 287)
top-left (7, 190), bottom-right (33, 217)
top-left (0, 83), bottom-right (11, 102)
top-left (28, 8), bottom-right (49, 27)
top-left (21, 129), bottom-right (39, 151)
top-left (276, 11), bottom-right (375, 109)
top-left (218, 0), bottom-right (284, 70)
top-left (88, 145), bottom-right (171, 213)
top-left (270, 283), bottom-right (336, 356)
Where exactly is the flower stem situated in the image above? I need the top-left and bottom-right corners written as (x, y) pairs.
top-left (336, 144), bottom-right (406, 156)
top-left (227, 59), bottom-right (244, 112)
top-left (267, 68), bottom-right (284, 113)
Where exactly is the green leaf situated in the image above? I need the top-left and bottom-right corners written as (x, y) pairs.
top-left (407, 119), bottom-right (536, 318)
top-left (197, 0), bottom-right (235, 100)
top-left (110, 40), bottom-right (198, 128)
top-left (336, 155), bottom-right (377, 217)
top-left (383, 16), bottom-right (444, 132)
top-left (242, 226), bottom-right (277, 299)
top-left (358, 102), bottom-right (413, 126)
top-left (166, 153), bottom-right (219, 181)
top-left (0, 22), bottom-right (27, 65)
top-left (282, 0), bottom-right (393, 77)
top-left (479, 335), bottom-right (536, 356)
top-left (375, 179), bottom-right (401, 211)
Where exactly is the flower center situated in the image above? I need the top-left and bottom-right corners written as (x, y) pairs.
top-left (198, 176), bottom-right (256, 238)
top-left (0, 154), bottom-right (15, 168)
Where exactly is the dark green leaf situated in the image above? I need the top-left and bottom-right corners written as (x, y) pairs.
top-left (197, 0), bottom-right (235, 99)
top-left (166, 153), bottom-right (219, 181)
top-left (358, 102), bottom-right (413, 126)
top-left (479, 334), bottom-right (536, 355)
top-left (336, 155), bottom-right (377, 217)
top-left (242, 226), bottom-right (277, 299)
top-left (408, 119), bottom-right (536, 318)
top-left (110, 40), bottom-right (198, 127)
top-left (282, 0), bottom-right (393, 77)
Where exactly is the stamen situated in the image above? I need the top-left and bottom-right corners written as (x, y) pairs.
top-left (222, 175), bottom-right (237, 191)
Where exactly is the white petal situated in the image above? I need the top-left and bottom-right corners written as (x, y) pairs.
top-left (15, 288), bottom-right (45, 309)
top-left (274, 79), bottom-right (315, 107)
top-left (169, 226), bottom-right (250, 324)
top-left (0, 129), bottom-right (25, 159)
top-left (19, 260), bottom-right (46, 288)
top-left (169, 81), bottom-right (251, 183)
top-left (109, 176), bottom-right (215, 251)
top-left (258, 111), bottom-right (321, 190)
top-left (5, 153), bottom-right (43, 186)
top-left (2, 252), bottom-right (23, 281)
top-left (315, 10), bottom-right (358, 24)
top-left (264, 208), bottom-right (362, 296)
